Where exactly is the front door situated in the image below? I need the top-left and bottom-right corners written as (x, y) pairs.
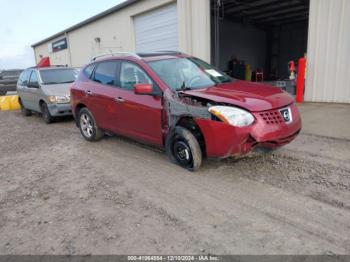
top-left (115, 61), bottom-right (163, 146)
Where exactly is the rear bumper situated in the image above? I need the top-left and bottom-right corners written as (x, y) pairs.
top-left (47, 103), bottom-right (72, 117)
top-left (196, 104), bottom-right (302, 158)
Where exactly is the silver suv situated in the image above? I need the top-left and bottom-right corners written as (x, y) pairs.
top-left (17, 67), bottom-right (78, 123)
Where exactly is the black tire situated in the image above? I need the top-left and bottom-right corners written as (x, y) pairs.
top-left (0, 90), bottom-right (6, 96)
top-left (41, 102), bottom-right (54, 124)
top-left (19, 99), bottom-right (32, 117)
top-left (78, 107), bottom-right (104, 142)
top-left (165, 126), bottom-right (202, 171)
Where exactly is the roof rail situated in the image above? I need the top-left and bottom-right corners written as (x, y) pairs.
top-left (91, 52), bottom-right (141, 61)
top-left (137, 51), bottom-right (186, 57)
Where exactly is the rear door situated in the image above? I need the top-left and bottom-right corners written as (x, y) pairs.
top-left (26, 71), bottom-right (41, 112)
top-left (87, 60), bottom-right (122, 132)
top-left (115, 61), bottom-right (163, 146)
top-left (17, 70), bottom-right (31, 108)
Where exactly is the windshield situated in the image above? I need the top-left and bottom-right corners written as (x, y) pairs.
top-left (148, 57), bottom-right (232, 91)
top-left (40, 69), bottom-right (78, 85)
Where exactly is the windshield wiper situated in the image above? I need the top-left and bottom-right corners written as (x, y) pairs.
top-left (43, 81), bottom-right (74, 85)
top-left (42, 82), bottom-right (59, 85)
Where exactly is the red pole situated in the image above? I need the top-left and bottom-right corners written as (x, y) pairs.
top-left (296, 57), bottom-right (306, 103)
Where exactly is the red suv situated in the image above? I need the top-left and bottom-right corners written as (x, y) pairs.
top-left (71, 52), bottom-right (301, 171)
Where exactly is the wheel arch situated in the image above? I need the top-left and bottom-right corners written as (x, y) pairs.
top-left (39, 99), bottom-right (46, 109)
top-left (174, 116), bottom-right (206, 157)
top-left (74, 103), bottom-right (87, 126)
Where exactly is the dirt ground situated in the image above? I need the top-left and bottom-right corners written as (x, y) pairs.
top-left (0, 107), bottom-right (350, 255)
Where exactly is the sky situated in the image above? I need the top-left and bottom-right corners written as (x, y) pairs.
top-left (0, 0), bottom-right (126, 69)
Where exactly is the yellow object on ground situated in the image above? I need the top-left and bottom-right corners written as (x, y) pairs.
top-left (0, 95), bottom-right (20, 111)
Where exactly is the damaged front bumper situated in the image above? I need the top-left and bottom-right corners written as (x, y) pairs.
top-left (195, 104), bottom-right (302, 158)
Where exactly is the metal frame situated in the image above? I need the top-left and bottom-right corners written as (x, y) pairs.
top-left (211, 0), bottom-right (310, 26)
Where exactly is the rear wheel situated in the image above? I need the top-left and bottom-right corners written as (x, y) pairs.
top-left (41, 102), bottom-right (54, 124)
top-left (19, 99), bottom-right (32, 117)
top-left (0, 90), bottom-right (6, 96)
top-left (165, 126), bottom-right (202, 171)
top-left (78, 107), bottom-right (104, 142)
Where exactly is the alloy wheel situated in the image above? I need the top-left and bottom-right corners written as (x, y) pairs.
top-left (80, 113), bottom-right (94, 138)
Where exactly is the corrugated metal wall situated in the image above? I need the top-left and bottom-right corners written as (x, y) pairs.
top-left (305, 0), bottom-right (350, 103)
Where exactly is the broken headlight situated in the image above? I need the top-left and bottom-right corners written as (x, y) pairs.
top-left (208, 106), bottom-right (254, 127)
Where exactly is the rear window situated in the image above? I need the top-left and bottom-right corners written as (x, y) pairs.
top-left (40, 69), bottom-right (78, 85)
top-left (83, 64), bottom-right (95, 79)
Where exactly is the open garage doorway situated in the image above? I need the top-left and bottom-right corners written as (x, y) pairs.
top-left (211, 0), bottom-right (310, 94)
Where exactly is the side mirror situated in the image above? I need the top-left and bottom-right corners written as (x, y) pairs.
top-left (134, 83), bottom-right (153, 95)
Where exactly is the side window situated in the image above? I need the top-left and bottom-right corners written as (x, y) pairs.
top-left (93, 61), bottom-right (118, 86)
top-left (18, 70), bottom-right (31, 86)
top-left (83, 64), bottom-right (95, 79)
top-left (120, 62), bottom-right (153, 91)
top-left (29, 71), bottom-right (39, 86)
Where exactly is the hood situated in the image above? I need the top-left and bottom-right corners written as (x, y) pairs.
top-left (183, 80), bottom-right (294, 112)
top-left (41, 83), bottom-right (72, 96)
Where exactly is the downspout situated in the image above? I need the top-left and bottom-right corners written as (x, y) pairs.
top-left (214, 0), bottom-right (221, 68)
top-left (65, 32), bottom-right (73, 66)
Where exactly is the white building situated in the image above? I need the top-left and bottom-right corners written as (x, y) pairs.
top-left (32, 0), bottom-right (350, 103)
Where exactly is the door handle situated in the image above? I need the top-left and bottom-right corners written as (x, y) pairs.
top-left (85, 90), bottom-right (93, 95)
top-left (115, 97), bottom-right (125, 103)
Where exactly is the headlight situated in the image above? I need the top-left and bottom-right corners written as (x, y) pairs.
top-left (48, 95), bottom-right (70, 104)
top-left (208, 106), bottom-right (254, 127)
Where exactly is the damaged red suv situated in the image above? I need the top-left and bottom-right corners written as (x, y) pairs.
top-left (71, 52), bottom-right (301, 171)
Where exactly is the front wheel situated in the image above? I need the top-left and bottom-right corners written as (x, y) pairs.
top-left (78, 107), bottom-right (104, 142)
top-left (41, 102), bottom-right (54, 124)
top-left (165, 126), bottom-right (202, 171)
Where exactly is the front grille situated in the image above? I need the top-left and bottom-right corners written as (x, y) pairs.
top-left (259, 110), bottom-right (284, 125)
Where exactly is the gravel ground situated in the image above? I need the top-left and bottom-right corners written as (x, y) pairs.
top-left (0, 110), bottom-right (350, 255)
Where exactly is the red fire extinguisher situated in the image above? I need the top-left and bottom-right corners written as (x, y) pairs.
top-left (288, 61), bottom-right (296, 80)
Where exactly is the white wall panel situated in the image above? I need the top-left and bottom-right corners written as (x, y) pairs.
top-left (305, 0), bottom-right (350, 103)
top-left (177, 0), bottom-right (211, 63)
top-left (33, 0), bottom-right (212, 67)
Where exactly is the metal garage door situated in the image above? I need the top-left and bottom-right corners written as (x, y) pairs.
top-left (134, 3), bottom-right (178, 53)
